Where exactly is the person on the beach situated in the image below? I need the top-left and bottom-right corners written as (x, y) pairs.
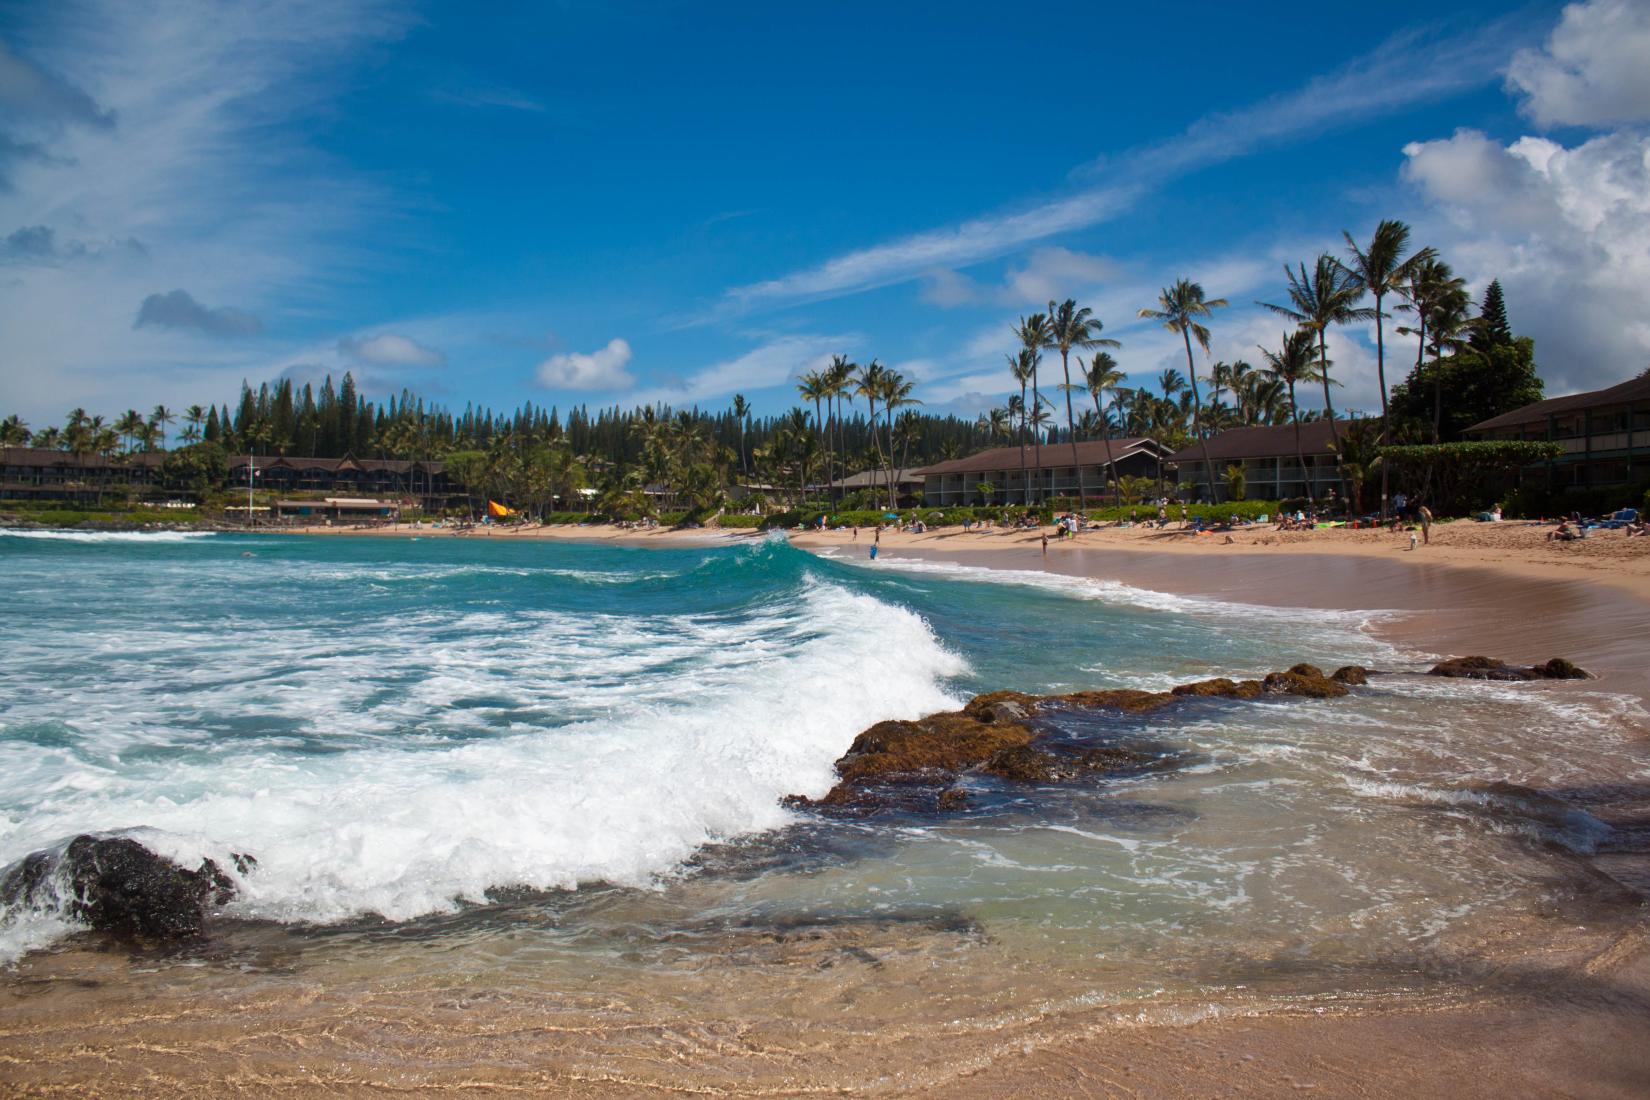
top-left (875, 525), bottom-right (882, 545)
top-left (869, 544), bottom-right (878, 560)
top-left (1180, 504), bottom-right (1188, 527)
top-left (1418, 504), bottom-right (1432, 544)
top-left (852, 526), bottom-right (858, 541)
top-left (1158, 504), bottom-right (1167, 528)
top-left (1041, 531), bottom-right (1049, 556)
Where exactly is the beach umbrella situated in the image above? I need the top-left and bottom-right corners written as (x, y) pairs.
top-left (883, 512), bottom-right (898, 518)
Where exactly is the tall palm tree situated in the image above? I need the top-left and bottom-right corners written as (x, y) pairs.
top-left (1013, 312), bottom-right (1052, 501)
top-left (150, 405), bottom-right (176, 451)
top-left (1259, 328), bottom-right (1323, 501)
top-left (825, 354), bottom-right (855, 497)
top-left (1259, 255), bottom-right (1370, 502)
top-left (1044, 298), bottom-right (1120, 509)
top-left (877, 369), bottom-right (919, 510)
top-left (731, 393), bottom-right (750, 478)
top-left (1083, 351), bottom-right (1126, 504)
top-left (1008, 348), bottom-right (1036, 504)
top-left (853, 359), bottom-right (888, 504)
top-left (114, 409), bottom-right (144, 454)
top-left (1139, 279), bottom-right (1228, 502)
top-left (797, 370), bottom-right (829, 499)
top-left (1341, 220), bottom-right (1435, 515)
top-left (1395, 258), bottom-right (1468, 443)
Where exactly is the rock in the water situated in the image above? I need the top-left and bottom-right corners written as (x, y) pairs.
top-left (1331, 665), bottom-right (1370, 686)
top-left (0, 835), bottom-right (245, 943)
top-left (1261, 667), bottom-right (1349, 698)
top-left (1427, 656), bottom-right (1591, 682)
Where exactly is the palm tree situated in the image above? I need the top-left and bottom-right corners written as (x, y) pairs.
top-left (825, 355), bottom-right (855, 497)
top-left (0, 414), bottom-right (29, 447)
top-left (1083, 351), bottom-right (1126, 504)
top-left (731, 393), bottom-right (750, 479)
top-left (877, 369), bottom-right (919, 510)
top-left (114, 409), bottom-right (144, 454)
top-left (853, 359), bottom-right (888, 503)
top-left (183, 404), bottom-right (207, 445)
top-left (1044, 298), bottom-right (1120, 510)
top-left (1259, 328), bottom-right (1323, 501)
top-left (1259, 255), bottom-right (1370, 502)
top-left (1013, 312), bottom-right (1052, 501)
top-left (150, 405), bottom-right (176, 451)
top-left (797, 370), bottom-right (829, 498)
top-left (1341, 220), bottom-right (1435, 516)
top-left (1139, 279), bottom-right (1228, 503)
top-left (1008, 349), bottom-right (1035, 505)
top-left (1395, 258), bottom-right (1468, 443)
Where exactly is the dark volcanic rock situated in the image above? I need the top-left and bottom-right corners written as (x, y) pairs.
top-left (0, 835), bottom-right (247, 943)
top-left (1261, 666), bottom-right (1350, 698)
top-left (1428, 655), bottom-right (1591, 682)
top-left (1331, 665), bottom-right (1370, 685)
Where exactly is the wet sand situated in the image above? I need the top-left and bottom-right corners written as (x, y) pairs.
top-left (4, 533), bottom-right (1649, 1097)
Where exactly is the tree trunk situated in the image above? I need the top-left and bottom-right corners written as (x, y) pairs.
top-left (1031, 367), bottom-right (1042, 503)
top-left (1062, 349), bottom-right (1083, 510)
top-left (1289, 382), bottom-right (1310, 502)
top-left (1095, 390), bottom-right (1117, 507)
top-left (1318, 328), bottom-right (1347, 507)
top-left (1018, 381), bottom-right (1030, 506)
top-left (1183, 329), bottom-right (1219, 504)
top-left (1372, 290), bottom-right (1386, 517)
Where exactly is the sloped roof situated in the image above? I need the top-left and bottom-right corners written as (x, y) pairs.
top-left (915, 438), bottom-right (1164, 476)
top-left (1166, 420), bottom-right (1356, 465)
top-left (830, 467), bottom-right (925, 488)
top-left (1466, 375), bottom-right (1650, 433)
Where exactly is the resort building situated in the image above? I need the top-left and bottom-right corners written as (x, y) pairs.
top-left (274, 497), bottom-right (402, 524)
top-left (1, 447), bottom-right (169, 502)
top-left (1167, 421), bottom-right (1352, 501)
top-left (915, 438), bottom-right (1169, 507)
top-left (829, 467), bottom-right (926, 506)
top-left (229, 453), bottom-right (453, 502)
top-left (1464, 373), bottom-right (1650, 490)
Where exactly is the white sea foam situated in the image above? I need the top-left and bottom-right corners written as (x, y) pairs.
top-left (0, 576), bottom-right (966, 957)
top-left (0, 528), bottom-right (216, 543)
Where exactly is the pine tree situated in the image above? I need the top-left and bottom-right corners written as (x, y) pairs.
top-left (1471, 279), bottom-right (1512, 350)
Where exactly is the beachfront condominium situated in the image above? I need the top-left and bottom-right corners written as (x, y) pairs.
top-left (915, 438), bottom-right (1171, 507)
top-left (1168, 421), bottom-right (1350, 502)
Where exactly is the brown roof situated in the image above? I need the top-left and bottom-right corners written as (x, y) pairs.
top-left (228, 453), bottom-right (443, 474)
top-left (2, 446), bottom-right (168, 468)
top-left (1465, 375), bottom-right (1650, 433)
top-left (915, 438), bottom-right (1164, 476)
top-left (1166, 420), bottom-right (1359, 465)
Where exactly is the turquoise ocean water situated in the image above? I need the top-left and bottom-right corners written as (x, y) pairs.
top-left (2, 529), bottom-right (1645, 990)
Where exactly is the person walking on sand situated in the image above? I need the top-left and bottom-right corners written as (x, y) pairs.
top-left (852, 525), bottom-right (858, 542)
top-left (1418, 504), bottom-right (1432, 545)
top-left (875, 525), bottom-right (882, 545)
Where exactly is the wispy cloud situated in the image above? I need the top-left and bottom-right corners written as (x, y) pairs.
top-left (627, 334), bottom-right (853, 409)
top-left (721, 18), bottom-right (1532, 316)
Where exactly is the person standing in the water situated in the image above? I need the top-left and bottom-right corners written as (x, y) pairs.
top-left (869, 544), bottom-right (878, 560)
top-left (1041, 531), bottom-right (1048, 556)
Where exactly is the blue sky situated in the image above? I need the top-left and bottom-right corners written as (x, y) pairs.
top-left (3, 0), bottom-right (1649, 428)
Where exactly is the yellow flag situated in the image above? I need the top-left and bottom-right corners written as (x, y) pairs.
top-left (487, 500), bottom-right (516, 518)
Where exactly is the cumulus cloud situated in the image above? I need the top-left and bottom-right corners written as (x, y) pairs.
top-left (1506, 0), bottom-right (1650, 128)
top-left (134, 288), bottom-right (262, 337)
top-left (1403, 126), bottom-right (1650, 391)
top-left (535, 337), bottom-right (635, 390)
top-left (339, 332), bottom-right (445, 367)
top-left (0, 223), bottom-right (146, 264)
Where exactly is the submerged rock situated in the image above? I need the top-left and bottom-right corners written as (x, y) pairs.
top-left (1261, 665), bottom-right (1350, 699)
top-left (1331, 665), bottom-right (1371, 685)
top-left (1427, 656), bottom-right (1591, 682)
top-left (0, 835), bottom-right (250, 944)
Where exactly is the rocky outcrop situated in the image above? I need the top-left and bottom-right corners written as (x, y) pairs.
top-left (0, 835), bottom-right (253, 944)
top-left (1427, 656), bottom-right (1590, 682)
top-left (796, 663), bottom-right (1375, 813)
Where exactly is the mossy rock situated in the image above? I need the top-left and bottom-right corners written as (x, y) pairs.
top-left (1261, 669), bottom-right (1349, 698)
top-left (1331, 665), bottom-right (1370, 686)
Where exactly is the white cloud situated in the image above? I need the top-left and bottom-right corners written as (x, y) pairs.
top-left (535, 338), bottom-right (635, 391)
top-left (1506, 0), bottom-right (1650, 128)
top-left (628, 334), bottom-right (850, 409)
top-left (1403, 125), bottom-right (1650, 391)
top-left (0, 0), bottom-right (408, 422)
top-left (719, 20), bottom-right (1521, 314)
top-left (339, 332), bottom-right (446, 367)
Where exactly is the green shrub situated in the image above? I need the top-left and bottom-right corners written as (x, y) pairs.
top-left (714, 513), bottom-right (764, 529)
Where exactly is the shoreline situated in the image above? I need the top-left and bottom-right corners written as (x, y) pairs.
top-left (5, 523), bottom-right (1650, 1097)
